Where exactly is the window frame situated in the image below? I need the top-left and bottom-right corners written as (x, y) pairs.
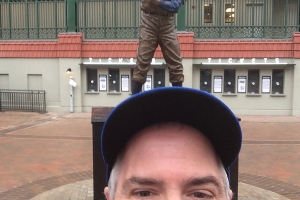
top-left (86, 68), bottom-right (98, 92)
top-left (108, 68), bottom-right (120, 92)
top-left (225, 3), bottom-right (235, 24)
top-left (272, 69), bottom-right (284, 94)
top-left (200, 69), bottom-right (212, 93)
top-left (153, 68), bottom-right (165, 88)
top-left (224, 69), bottom-right (236, 94)
top-left (204, 3), bottom-right (213, 24)
top-left (247, 69), bottom-right (260, 94)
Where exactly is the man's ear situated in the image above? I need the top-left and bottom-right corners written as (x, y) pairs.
top-left (229, 189), bottom-right (233, 200)
top-left (104, 187), bottom-right (111, 200)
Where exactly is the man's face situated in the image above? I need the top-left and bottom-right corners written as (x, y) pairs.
top-left (105, 123), bottom-right (230, 200)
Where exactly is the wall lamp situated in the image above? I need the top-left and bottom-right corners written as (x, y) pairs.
top-left (66, 68), bottom-right (72, 73)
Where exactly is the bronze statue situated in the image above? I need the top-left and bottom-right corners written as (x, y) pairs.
top-left (131, 0), bottom-right (185, 94)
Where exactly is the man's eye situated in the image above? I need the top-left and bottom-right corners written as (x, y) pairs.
top-left (136, 191), bottom-right (151, 197)
top-left (193, 192), bottom-right (213, 199)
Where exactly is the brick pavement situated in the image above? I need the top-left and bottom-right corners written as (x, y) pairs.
top-left (0, 112), bottom-right (299, 200)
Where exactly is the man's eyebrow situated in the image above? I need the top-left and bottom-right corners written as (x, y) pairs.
top-left (184, 176), bottom-right (225, 194)
top-left (122, 176), bottom-right (163, 189)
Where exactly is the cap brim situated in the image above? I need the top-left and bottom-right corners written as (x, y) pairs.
top-left (101, 87), bottom-right (242, 179)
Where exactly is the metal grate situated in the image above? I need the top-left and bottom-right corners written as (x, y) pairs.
top-left (0, 90), bottom-right (46, 113)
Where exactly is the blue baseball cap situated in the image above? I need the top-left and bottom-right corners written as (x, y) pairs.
top-left (101, 87), bottom-right (242, 182)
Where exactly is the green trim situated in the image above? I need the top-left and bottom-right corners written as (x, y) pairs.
top-left (26, 0), bottom-right (29, 38)
top-left (177, 2), bottom-right (185, 31)
top-left (67, 0), bottom-right (76, 32)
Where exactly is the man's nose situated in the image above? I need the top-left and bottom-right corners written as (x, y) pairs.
top-left (162, 190), bottom-right (182, 200)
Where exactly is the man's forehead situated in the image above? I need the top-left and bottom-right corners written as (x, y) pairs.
top-left (123, 122), bottom-right (217, 158)
top-left (127, 122), bottom-right (209, 143)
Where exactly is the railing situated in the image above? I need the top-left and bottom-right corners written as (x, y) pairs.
top-left (0, 90), bottom-right (46, 113)
top-left (186, 0), bottom-right (300, 39)
top-left (0, 0), bottom-right (67, 39)
top-left (77, 0), bottom-right (299, 39)
top-left (77, 0), bottom-right (140, 39)
top-left (0, 0), bottom-right (299, 40)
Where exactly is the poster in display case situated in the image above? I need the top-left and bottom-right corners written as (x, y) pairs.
top-left (121, 75), bottom-right (129, 92)
top-left (237, 76), bottom-right (246, 93)
top-left (99, 75), bottom-right (107, 91)
top-left (213, 76), bottom-right (222, 93)
top-left (144, 75), bottom-right (152, 91)
top-left (262, 76), bottom-right (271, 93)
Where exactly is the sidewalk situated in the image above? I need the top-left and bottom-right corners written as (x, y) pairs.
top-left (0, 112), bottom-right (299, 200)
